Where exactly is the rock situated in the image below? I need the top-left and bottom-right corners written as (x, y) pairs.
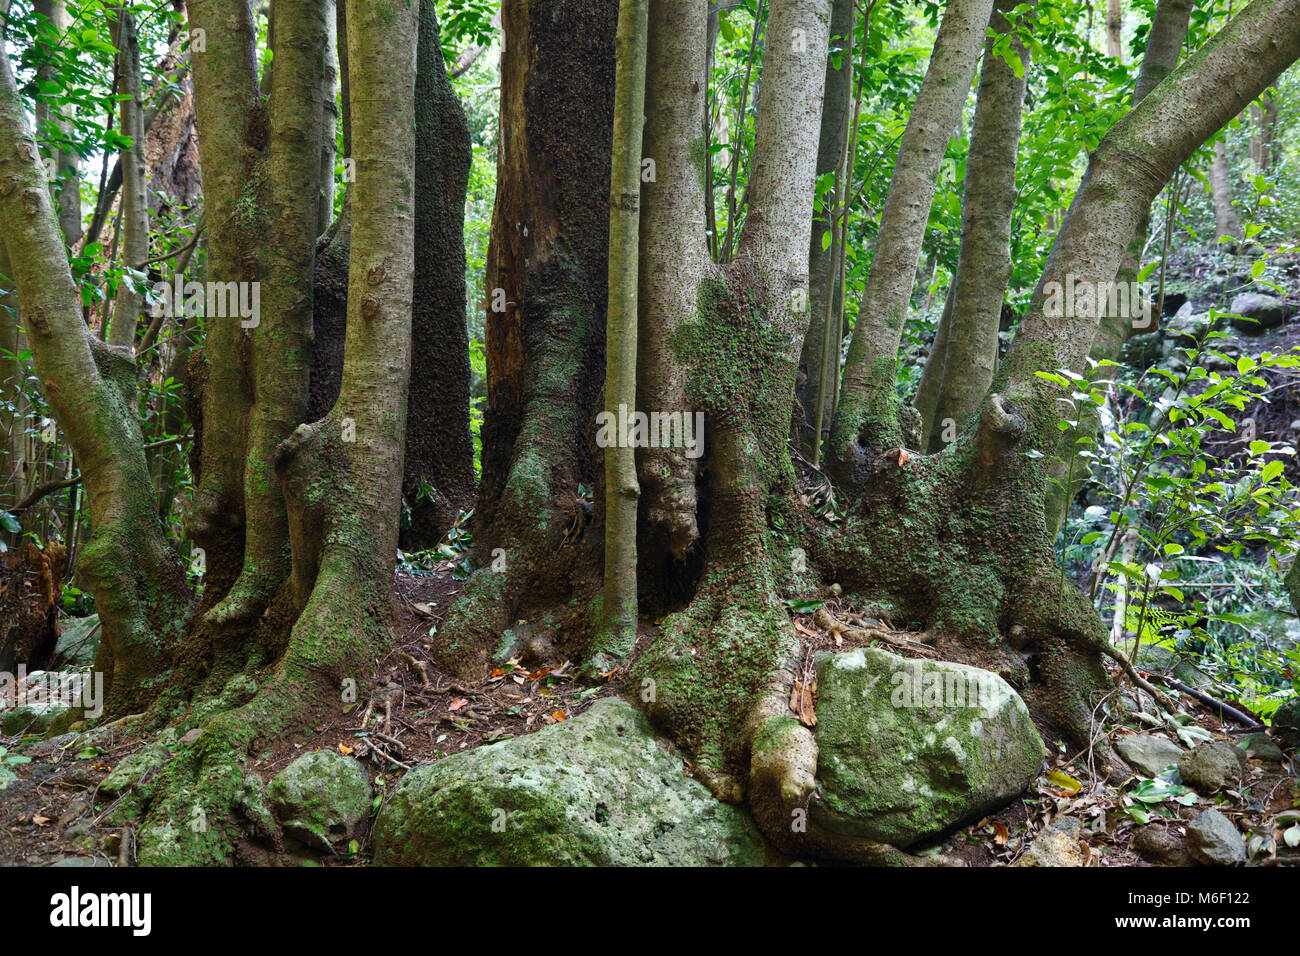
top-left (1229, 292), bottom-right (1288, 333)
top-left (1116, 734), bottom-right (1184, 778)
top-left (99, 741), bottom-right (171, 798)
top-left (1239, 732), bottom-right (1283, 764)
top-left (811, 648), bottom-right (1044, 848)
top-left (1014, 819), bottom-right (1085, 867)
top-left (1132, 826), bottom-right (1191, 865)
top-left (1178, 741), bottom-right (1247, 793)
top-left (1117, 641), bottom-right (1213, 689)
top-left (268, 750), bottom-right (372, 852)
top-left (1119, 332), bottom-right (1162, 369)
top-left (1186, 809), bottom-right (1247, 865)
top-left (373, 698), bottom-right (763, 866)
top-left (1, 702), bottom-right (68, 736)
top-left (1272, 696), bottom-right (1300, 750)
top-left (50, 615), bottom-right (101, 669)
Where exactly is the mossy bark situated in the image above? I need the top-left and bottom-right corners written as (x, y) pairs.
top-left (0, 41), bottom-right (189, 714)
top-left (139, 0), bottom-right (419, 865)
top-left (403, 0), bottom-right (477, 549)
top-left (828, 0), bottom-right (995, 491)
top-left (438, 0), bottom-right (616, 676)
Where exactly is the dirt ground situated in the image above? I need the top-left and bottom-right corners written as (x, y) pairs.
top-left (2, 561), bottom-right (1296, 867)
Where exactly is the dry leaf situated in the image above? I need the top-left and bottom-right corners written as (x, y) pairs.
top-left (551, 710), bottom-right (567, 721)
top-left (33, 814), bottom-right (51, 827)
top-left (993, 821), bottom-right (1009, 845)
top-left (338, 743), bottom-right (354, 756)
top-left (448, 698), bottom-right (468, 711)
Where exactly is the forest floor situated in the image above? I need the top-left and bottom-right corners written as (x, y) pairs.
top-left (1, 566), bottom-right (1295, 867)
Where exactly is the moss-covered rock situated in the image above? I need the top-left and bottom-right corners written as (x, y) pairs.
top-left (99, 741), bottom-right (172, 799)
top-left (812, 648), bottom-right (1044, 848)
top-left (2, 702), bottom-right (69, 736)
top-left (372, 698), bottom-right (764, 865)
top-left (268, 750), bottom-right (371, 852)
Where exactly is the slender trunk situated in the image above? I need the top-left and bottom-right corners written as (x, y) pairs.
top-left (912, 283), bottom-right (954, 448)
top-left (0, 39), bottom-right (188, 714)
top-left (828, 0), bottom-right (996, 489)
top-left (929, 0), bottom-right (1029, 446)
top-left (1210, 137), bottom-right (1243, 239)
top-left (1107, 0), bottom-right (1123, 58)
top-left (798, 0), bottom-right (854, 452)
top-left (32, 0), bottom-right (81, 246)
top-left (108, 5), bottom-right (148, 349)
top-left (593, 0), bottom-right (649, 666)
top-left (637, 0), bottom-right (711, 559)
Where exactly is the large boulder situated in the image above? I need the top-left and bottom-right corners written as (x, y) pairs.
top-left (268, 750), bottom-right (372, 852)
top-left (1229, 292), bottom-right (1288, 333)
top-left (372, 698), bottom-right (763, 866)
top-left (811, 648), bottom-right (1044, 848)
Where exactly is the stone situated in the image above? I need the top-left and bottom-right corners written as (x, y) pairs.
top-left (811, 648), bottom-right (1044, 848)
top-left (1, 702), bottom-right (68, 737)
top-left (1272, 696), bottom-right (1300, 750)
top-left (1239, 732), bottom-right (1283, 764)
top-left (1178, 741), bottom-right (1247, 793)
top-left (268, 749), bottom-right (372, 852)
top-left (1229, 292), bottom-right (1288, 333)
top-left (1132, 826), bottom-right (1191, 866)
top-left (1116, 734), bottom-right (1184, 778)
top-left (1013, 819), bottom-right (1085, 867)
top-left (1186, 808), bottom-right (1247, 865)
top-left (373, 698), bottom-right (763, 866)
top-left (50, 615), bottom-right (101, 669)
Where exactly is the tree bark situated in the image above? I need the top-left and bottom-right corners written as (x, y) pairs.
top-left (108, 5), bottom-right (149, 349)
top-left (593, 0), bottom-right (649, 666)
top-left (403, 0), bottom-right (476, 549)
top-left (928, 0), bottom-right (1029, 449)
top-left (0, 37), bottom-right (188, 715)
top-left (1210, 137), bottom-right (1243, 239)
top-left (828, 0), bottom-right (996, 490)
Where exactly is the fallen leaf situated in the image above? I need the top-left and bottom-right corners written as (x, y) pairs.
top-left (1045, 769), bottom-right (1082, 794)
top-left (448, 698), bottom-right (468, 711)
top-left (338, 743), bottom-right (354, 756)
top-left (33, 814), bottom-right (51, 827)
top-left (551, 710), bottom-right (567, 721)
top-left (993, 821), bottom-right (1009, 845)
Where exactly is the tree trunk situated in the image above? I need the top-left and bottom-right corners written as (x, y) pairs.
top-left (828, 0), bottom-right (996, 491)
top-left (928, 0), bottom-right (1028, 449)
top-left (1210, 137), bottom-right (1243, 240)
top-left (1107, 0), bottom-right (1123, 59)
top-left (797, 0), bottom-right (854, 452)
top-left (108, 5), bottom-right (149, 349)
top-left (403, 0), bottom-right (477, 549)
top-left (593, 0), bottom-right (649, 666)
top-left (437, 0), bottom-right (616, 674)
top-left (0, 37), bottom-right (189, 716)
top-left (32, 0), bottom-right (81, 246)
